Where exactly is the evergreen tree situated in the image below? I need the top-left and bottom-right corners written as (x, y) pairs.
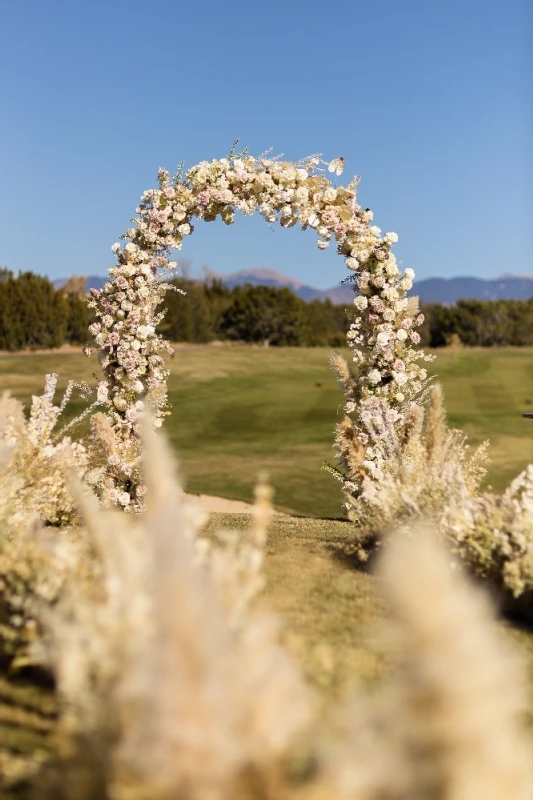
top-left (219, 285), bottom-right (307, 345)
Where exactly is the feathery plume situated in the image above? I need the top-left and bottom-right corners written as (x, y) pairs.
top-left (328, 529), bottom-right (532, 800)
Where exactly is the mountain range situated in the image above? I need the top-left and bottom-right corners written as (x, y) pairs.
top-left (53, 269), bottom-right (533, 305)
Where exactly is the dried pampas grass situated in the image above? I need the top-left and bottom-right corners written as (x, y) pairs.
top-left (326, 529), bottom-right (532, 800)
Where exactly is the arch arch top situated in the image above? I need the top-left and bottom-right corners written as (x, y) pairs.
top-left (85, 149), bottom-right (432, 509)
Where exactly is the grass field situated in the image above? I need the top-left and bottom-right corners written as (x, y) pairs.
top-left (1, 345), bottom-right (532, 517)
top-left (1, 347), bottom-right (533, 792)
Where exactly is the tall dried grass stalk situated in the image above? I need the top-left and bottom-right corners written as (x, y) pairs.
top-left (0, 377), bottom-right (102, 528)
top-left (42, 414), bottom-right (311, 799)
top-left (326, 530), bottom-right (532, 800)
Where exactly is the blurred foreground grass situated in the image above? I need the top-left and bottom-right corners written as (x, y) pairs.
top-left (0, 345), bottom-right (532, 517)
top-left (2, 511), bottom-right (533, 797)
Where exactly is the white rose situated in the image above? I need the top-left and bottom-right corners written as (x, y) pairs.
top-left (370, 226), bottom-right (381, 236)
top-left (296, 168), bottom-right (308, 181)
top-left (393, 371), bottom-right (408, 385)
top-left (96, 383), bottom-right (109, 402)
top-left (119, 492), bottom-right (131, 506)
top-left (405, 267), bottom-right (415, 279)
top-left (395, 392), bottom-right (405, 403)
top-left (324, 187), bottom-right (337, 202)
top-left (396, 329), bottom-right (408, 341)
top-left (137, 325), bottom-right (155, 339)
top-left (385, 262), bottom-right (399, 277)
top-left (354, 296), bottom-right (368, 311)
top-left (345, 257), bottom-right (359, 270)
top-left (384, 232), bottom-right (398, 244)
top-left (402, 278), bottom-right (413, 291)
top-left (368, 369), bottom-right (382, 384)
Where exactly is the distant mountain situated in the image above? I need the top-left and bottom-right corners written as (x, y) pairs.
top-left (409, 275), bottom-right (533, 305)
top-left (53, 275), bottom-right (107, 292)
top-left (211, 268), bottom-right (320, 301)
top-left (52, 269), bottom-right (533, 305)
top-left (212, 269), bottom-right (533, 305)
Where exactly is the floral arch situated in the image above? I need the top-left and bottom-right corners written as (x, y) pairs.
top-left (84, 146), bottom-right (432, 511)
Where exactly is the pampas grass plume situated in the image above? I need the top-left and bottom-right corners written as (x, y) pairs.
top-left (328, 529), bottom-right (532, 800)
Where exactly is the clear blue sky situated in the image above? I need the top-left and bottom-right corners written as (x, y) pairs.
top-left (1, 0), bottom-right (531, 289)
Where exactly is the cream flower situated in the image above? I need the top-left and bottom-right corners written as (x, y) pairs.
top-left (328, 156), bottom-right (345, 176)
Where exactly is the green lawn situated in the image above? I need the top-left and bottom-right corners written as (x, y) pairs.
top-left (0, 345), bottom-right (532, 516)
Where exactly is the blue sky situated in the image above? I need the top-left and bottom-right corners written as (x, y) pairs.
top-left (1, 0), bottom-right (531, 289)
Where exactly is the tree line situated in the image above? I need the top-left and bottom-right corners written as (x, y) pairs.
top-left (0, 270), bottom-right (89, 350)
top-left (1, 268), bottom-right (532, 350)
top-left (0, 271), bottom-right (349, 351)
top-left (160, 278), bottom-right (349, 346)
top-left (418, 298), bottom-right (533, 347)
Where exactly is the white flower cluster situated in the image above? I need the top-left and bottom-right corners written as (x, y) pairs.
top-left (84, 244), bottom-right (180, 510)
top-left (87, 149), bottom-right (431, 507)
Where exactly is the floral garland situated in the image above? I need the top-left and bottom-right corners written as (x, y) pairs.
top-left (84, 146), bottom-right (432, 510)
